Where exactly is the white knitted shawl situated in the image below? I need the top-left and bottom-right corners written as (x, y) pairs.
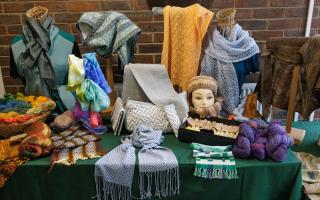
top-left (200, 24), bottom-right (259, 114)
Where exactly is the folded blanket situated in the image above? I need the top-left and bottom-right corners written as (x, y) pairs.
top-left (95, 125), bottom-right (180, 200)
top-left (191, 143), bottom-right (238, 179)
top-left (296, 152), bottom-right (320, 200)
top-left (0, 156), bottom-right (29, 188)
top-left (0, 136), bottom-right (29, 188)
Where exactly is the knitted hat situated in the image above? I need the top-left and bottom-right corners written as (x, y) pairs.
top-left (216, 8), bottom-right (236, 29)
top-left (187, 76), bottom-right (218, 105)
top-left (26, 6), bottom-right (48, 23)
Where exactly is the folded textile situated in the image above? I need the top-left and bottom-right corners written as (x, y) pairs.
top-left (200, 24), bottom-right (259, 114)
top-left (191, 143), bottom-right (238, 179)
top-left (51, 141), bottom-right (103, 167)
top-left (0, 156), bottom-right (29, 189)
top-left (51, 129), bottom-right (99, 149)
top-left (296, 152), bottom-right (320, 183)
top-left (303, 182), bottom-right (320, 194)
top-left (0, 136), bottom-right (29, 188)
top-left (77, 12), bottom-right (141, 66)
top-left (296, 152), bottom-right (320, 200)
top-left (49, 125), bottom-right (104, 170)
top-left (95, 125), bottom-right (180, 200)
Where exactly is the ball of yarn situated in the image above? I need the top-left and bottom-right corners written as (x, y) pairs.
top-left (232, 136), bottom-right (251, 159)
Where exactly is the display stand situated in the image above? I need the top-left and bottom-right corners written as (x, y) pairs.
top-left (101, 57), bottom-right (116, 116)
top-left (286, 64), bottom-right (305, 144)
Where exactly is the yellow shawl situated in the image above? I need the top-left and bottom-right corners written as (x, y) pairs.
top-left (161, 4), bottom-right (213, 91)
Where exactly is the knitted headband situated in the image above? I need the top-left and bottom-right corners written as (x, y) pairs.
top-left (187, 76), bottom-right (218, 103)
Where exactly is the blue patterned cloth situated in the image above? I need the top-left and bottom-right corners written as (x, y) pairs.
top-left (83, 53), bottom-right (112, 95)
top-left (77, 12), bottom-right (141, 67)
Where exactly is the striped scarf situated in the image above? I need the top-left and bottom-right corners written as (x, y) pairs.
top-left (49, 125), bottom-right (104, 171)
top-left (191, 143), bottom-right (238, 179)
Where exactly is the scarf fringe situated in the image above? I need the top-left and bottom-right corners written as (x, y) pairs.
top-left (95, 176), bottom-right (131, 200)
top-left (194, 167), bottom-right (238, 179)
top-left (139, 167), bottom-right (180, 199)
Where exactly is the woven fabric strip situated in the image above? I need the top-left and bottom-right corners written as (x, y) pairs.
top-left (191, 143), bottom-right (238, 179)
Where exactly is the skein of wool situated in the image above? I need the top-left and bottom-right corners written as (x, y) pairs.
top-left (233, 120), bottom-right (268, 160)
top-left (266, 121), bottom-right (294, 162)
top-left (251, 129), bottom-right (268, 160)
top-left (232, 122), bottom-right (256, 159)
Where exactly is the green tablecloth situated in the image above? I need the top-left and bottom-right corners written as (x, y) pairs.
top-left (292, 121), bottom-right (320, 157)
top-left (0, 132), bottom-right (302, 200)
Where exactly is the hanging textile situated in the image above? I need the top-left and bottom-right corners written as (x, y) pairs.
top-left (162, 4), bottom-right (213, 91)
top-left (200, 24), bottom-right (259, 113)
top-left (255, 36), bottom-right (320, 119)
top-left (77, 12), bottom-right (141, 66)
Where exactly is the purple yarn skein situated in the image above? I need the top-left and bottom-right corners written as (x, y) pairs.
top-left (266, 121), bottom-right (293, 162)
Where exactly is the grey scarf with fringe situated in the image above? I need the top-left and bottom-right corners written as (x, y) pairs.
top-left (95, 125), bottom-right (180, 200)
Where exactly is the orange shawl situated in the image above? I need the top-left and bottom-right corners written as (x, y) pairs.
top-left (161, 4), bottom-right (213, 91)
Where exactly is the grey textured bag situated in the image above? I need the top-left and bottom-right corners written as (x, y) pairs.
top-left (125, 100), bottom-right (180, 135)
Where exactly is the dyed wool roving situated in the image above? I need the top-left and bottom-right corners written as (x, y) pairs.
top-left (191, 143), bottom-right (238, 179)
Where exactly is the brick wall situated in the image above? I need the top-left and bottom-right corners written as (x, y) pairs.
top-left (0, 0), bottom-right (319, 119)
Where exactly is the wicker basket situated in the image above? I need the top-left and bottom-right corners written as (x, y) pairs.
top-left (0, 111), bottom-right (50, 139)
top-left (26, 6), bottom-right (48, 24)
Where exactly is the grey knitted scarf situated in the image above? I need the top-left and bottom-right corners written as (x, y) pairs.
top-left (95, 126), bottom-right (180, 200)
top-left (18, 16), bottom-right (56, 90)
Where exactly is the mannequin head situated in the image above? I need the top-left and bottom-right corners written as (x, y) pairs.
top-left (187, 76), bottom-right (222, 118)
top-left (191, 88), bottom-right (215, 110)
